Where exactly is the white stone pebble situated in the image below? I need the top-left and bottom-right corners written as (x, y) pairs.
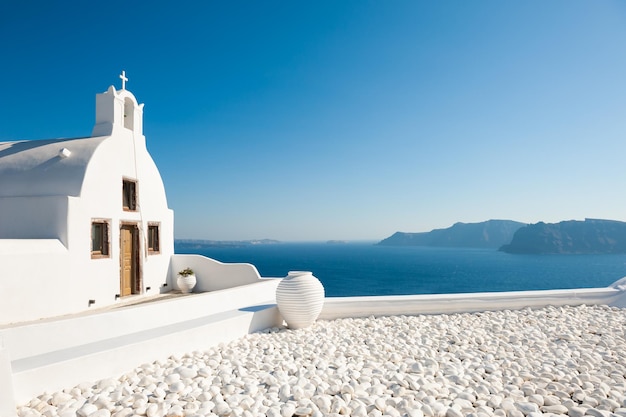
top-left (16, 304), bottom-right (626, 417)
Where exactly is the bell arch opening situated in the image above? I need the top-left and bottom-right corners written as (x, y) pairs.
top-left (123, 97), bottom-right (134, 130)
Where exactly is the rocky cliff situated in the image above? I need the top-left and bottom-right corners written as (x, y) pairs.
top-left (378, 220), bottom-right (525, 248)
top-left (499, 219), bottom-right (626, 254)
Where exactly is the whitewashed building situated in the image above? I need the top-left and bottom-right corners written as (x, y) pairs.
top-left (0, 74), bottom-right (284, 412)
top-left (0, 73), bottom-right (174, 325)
top-left (0, 76), bottom-right (283, 409)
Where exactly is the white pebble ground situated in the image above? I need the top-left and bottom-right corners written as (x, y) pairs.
top-left (18, 304), bottom-right (626, 417)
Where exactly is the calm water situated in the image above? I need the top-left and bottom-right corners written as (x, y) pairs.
top-left (175, 242), bottom-right (626, 297)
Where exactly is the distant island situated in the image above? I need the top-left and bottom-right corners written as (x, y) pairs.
top-left (378, 220), bottom-right (525, 249)
top-left (175, 239), bottom-right (280, 249)
top-left (499, 218), bottom-right (626, 254)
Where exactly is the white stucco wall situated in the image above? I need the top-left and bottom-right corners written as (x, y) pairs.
top-left (0, 197), bottom-right (69, 246)
top-left (72, 124), bottom-right (174, 309)
top-left (0, 240), bottom-right (69, 325)
top-left (170, 254), bottom-right (272, 292)
top-left (1, 278), bottom-right (281, 404)
top-left (319, 279), bottom-right (626, 320)
top-left (0, 343), bottom-right (16, 417)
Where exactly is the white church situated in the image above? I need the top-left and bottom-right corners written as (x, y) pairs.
top-left (0, 72), bottom-right (174, 325)
top-left (0, 75), bottom-right (286, 408)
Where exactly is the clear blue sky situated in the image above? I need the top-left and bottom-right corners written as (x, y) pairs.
top-left (1, 1), bottom-right (625, 241)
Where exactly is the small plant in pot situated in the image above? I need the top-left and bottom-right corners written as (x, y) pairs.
top-left (178, 267), bottom-right (194, 277)
top-left (177, 267), bottom-right (196, 293)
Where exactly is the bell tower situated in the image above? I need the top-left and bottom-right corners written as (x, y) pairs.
top-left (91, 71), bottom-right (144, 137)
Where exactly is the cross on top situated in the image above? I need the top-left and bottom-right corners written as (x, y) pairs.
top-left (119, 70), bottom-right (128, 90)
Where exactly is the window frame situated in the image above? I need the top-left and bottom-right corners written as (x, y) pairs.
top-left (122, 178), bottom-right (138, 211)
top-left (91, 219), bottom-right (111, 259)
top-left (147, 222), bottom-right (161, 255)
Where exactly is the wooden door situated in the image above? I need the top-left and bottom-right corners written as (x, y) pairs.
top-left (120, 225), bottom-right (138, 296)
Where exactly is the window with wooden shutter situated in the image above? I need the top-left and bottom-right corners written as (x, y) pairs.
top-left (123, 179), bottom-right (137, 211)
top-left (148, 223), bottom-right (160, 254)
top-left (91, 220), bottom-right (110, 258)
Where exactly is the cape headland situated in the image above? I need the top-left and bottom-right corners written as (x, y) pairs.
top-left (500, 218), bottom-right (626, 254)
top-left (378, 219), bottom-right (525, 249)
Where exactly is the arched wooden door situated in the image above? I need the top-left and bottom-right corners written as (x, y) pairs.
top-left (120, 224), bottom-right (140, 296)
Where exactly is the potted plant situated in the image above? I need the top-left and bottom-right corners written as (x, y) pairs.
top-left (177, 267), bottom-right (196, 293)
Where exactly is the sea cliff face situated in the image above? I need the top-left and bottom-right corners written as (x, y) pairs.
top-left (378, 220), bottom-right (525, 249)
top-left (499, 219), bottom-right (626, 254)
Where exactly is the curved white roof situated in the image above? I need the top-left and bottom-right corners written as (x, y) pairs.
top-left (0, 136), bottom-right (107, 197)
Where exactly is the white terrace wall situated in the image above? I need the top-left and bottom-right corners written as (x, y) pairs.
top-left (1, 277), bottom-right (281, 405)
top-left (169, 254), bottom-right (272, 292)
top-left (319, 277), bottom-right (626, 320)
top-left (0, 240), bottom-right (69, 325)
top-left (3, 276), bottom-right (626, 409)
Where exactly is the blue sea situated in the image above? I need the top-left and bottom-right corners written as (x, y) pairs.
top-left (175, 242), bottom-right (626, 297)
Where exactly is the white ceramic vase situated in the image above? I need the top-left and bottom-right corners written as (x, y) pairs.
top-left (276, 271), bottom-right (325, 329)
top-left (177, 274), bottom-right (196, 293)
